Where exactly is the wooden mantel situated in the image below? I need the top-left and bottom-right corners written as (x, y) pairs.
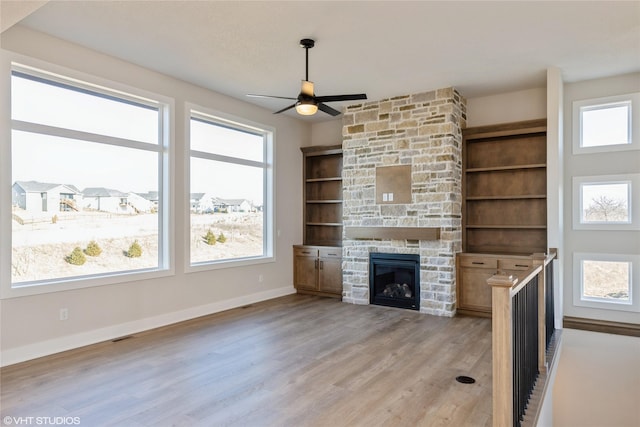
top-left (344, 227), bottom-right (440, 241)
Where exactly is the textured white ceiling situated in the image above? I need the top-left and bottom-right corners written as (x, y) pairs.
top-left (7, 1), bottom-right (640, 122)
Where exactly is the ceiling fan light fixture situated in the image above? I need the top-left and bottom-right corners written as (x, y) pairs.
top-left (295, 100), bottom-right (318, 115)
top-left (246, 38), bottom-right (367, 117)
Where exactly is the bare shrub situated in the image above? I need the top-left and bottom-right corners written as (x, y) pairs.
top-left (84, 240), bottom-right (102, 257)
top-left (126, 240), bottom-right (143, 258)
top-left (66, 247), bottom-right (86, 265)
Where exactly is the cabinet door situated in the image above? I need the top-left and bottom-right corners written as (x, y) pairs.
top-left (294, 255), bottom-right (318, 290)
top-left (459, 267), bottom-right (495, 313)
top-left (294, 247), bottom-right (318, 291)
top-left (457, 256), bottom-right (498, 314)
top-left (318, 248), bottom-right (342, 295)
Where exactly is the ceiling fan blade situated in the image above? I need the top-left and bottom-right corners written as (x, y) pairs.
top-left (301, 80), bottom-right (314, 96)
top-left (273, 103), bottom-right (297, 114)
top-left (315, 94), bottom-right (368, 103)
top-left (247, 94), bottom-right (297, 100)
top-left (317, 103), bottom-right (341, 117)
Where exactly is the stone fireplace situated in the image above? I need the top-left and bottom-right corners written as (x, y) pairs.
top-left (341, 88), bottom-right (466, 316)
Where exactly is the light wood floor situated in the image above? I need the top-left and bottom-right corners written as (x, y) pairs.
top-left (0, 295), bottom-right (492, 426)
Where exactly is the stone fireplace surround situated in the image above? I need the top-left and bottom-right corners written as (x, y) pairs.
top-left (341, 88), bottom-right (466, 316)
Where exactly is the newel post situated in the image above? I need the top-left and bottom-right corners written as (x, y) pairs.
top-left (488, 273), bottom-right (518, 427)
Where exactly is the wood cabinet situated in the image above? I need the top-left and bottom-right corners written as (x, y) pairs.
top-left (456, 253), bottom-right (533, 317)
top-left (457, 119), bottom-right (547, 316)
top-left (462, 119), bottom-right (547, 254)
top-left (293, 145), bottom-right (343, 298)
top-left (301, 145), bottom-right (343, 247)
top-left (294, 245), bottom-right (342, 297)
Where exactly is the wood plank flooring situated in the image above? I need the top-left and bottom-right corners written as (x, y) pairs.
top-left (0, 295), bottom-right (492, 426)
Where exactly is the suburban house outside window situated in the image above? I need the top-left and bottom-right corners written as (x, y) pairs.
top-left (188, 107), bottom-right (273, 270)
top-left (10, 64), bottom-right (170, 292)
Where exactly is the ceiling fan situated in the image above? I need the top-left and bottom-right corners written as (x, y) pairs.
top-left (247, 38), bottom-right (367, 116)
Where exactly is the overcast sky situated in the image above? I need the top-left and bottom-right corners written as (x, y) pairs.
top-left (11, 74), bottom-right (265, 204)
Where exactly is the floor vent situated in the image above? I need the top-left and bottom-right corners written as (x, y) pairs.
top-left (455, 375), bottom-right (476, 384)
top-left (112, 335), bottom-right (133, 343)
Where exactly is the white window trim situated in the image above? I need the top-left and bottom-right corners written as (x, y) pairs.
top-left (572, 174), bottom-right (640, 230)
top-left (572, 92), bottom-right (640, 155)
top-left (184, 103), bottom-right (275, 273)
top-left (1, 54), bottom-right (175, 299)
top-left (573, 252), bottom-right (639, 312)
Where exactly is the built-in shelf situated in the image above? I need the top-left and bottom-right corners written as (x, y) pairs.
top-left (466, 164), bottom-right (546, 173)
top-left (466, 195), bottom-right (546, 201)
top-left (301, 145), bottom-right (343, 247)
top-left (462, 118), bottom-right (548, 254)
top-left (306, 177), bottom-right (342, 183)
top-left (306, 200), bottom-right (342, 204)
top-left (466, 225), bottom-right (547, 229)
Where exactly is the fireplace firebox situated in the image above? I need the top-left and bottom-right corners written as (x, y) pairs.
top-left (369, 253), bottom-right (420, 310)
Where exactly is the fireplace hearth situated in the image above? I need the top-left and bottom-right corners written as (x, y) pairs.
top-left (369, 253), bottom-right (420, 310)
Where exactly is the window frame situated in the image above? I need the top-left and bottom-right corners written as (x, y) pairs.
top-left (573, 252), bottom-right (639, 312)
top-left (185, 104), bottom-right (275, 273)
top-left (2, 58), bottom-right (174, 299)
top-left (572, 92), bottom-right (640, 155)
top-left (572, 174), bottom-right (640, 231)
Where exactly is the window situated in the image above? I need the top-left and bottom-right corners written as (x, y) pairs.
top-left (10, 64), bottom-right (170, 291)
top-left (188, 107), bottom-right (273, 269)
top-left (573, 253), bottom-right (639, 312)
top-left (573, 174), bottom-right (640, 230)
top-left (573, 93), bottom-right (640, 154)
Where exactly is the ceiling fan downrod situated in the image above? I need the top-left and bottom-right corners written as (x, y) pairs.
top-left (300, 38), bottom-right (314, 82)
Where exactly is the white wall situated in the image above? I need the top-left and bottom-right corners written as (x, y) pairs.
top-left (310, 118), bottom-right (343, 146)
top-left (0, 26), bottom-right (309, 365)
top-left (311, 87), bottom-right (548, 145)
top-left (466, 87), bottom-right (546, 127)
top-left (562, 72), bottom-right (640, 324)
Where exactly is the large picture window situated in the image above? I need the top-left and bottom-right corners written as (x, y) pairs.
top-left (10, 65), bottom-right (169, 289)
top-left (188, 108), bottom-right (273, 269)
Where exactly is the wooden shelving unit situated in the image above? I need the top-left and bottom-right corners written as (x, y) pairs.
top-left (462, 119), bottom-right (548, 255)
top-left (293, 145), bottom-right (343, 298)
top-left (457, 119), bottom-right (548, 316)
top-left (301, 144), bottom-right (343, 247)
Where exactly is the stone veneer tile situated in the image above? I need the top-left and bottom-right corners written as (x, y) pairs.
top-left (341, 87), bottom-right (466, 317)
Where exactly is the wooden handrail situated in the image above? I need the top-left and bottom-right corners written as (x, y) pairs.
top-left (489, 249), bottom-right (557, 427)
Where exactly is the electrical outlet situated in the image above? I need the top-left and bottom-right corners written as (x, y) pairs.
top-left (258, 274), bottom-right (264, 283)
top-left (59, 308), bottom-right (69, 321)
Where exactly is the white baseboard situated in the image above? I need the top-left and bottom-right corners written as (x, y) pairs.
top-left (0, 286), bottom-right (295, 367)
